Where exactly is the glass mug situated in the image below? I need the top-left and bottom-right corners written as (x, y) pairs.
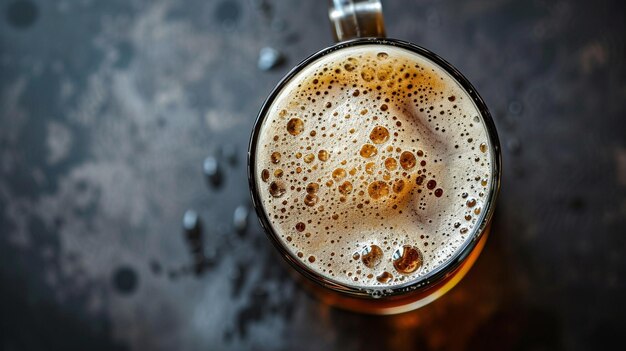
top-left (248, 0), bottom-right (501, 314)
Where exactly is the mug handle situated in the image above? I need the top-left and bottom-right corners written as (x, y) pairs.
top-left (328, 0), bottom-right (386, 42)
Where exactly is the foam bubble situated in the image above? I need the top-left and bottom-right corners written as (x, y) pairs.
top-left (254, 45), bottom-right (494, 288)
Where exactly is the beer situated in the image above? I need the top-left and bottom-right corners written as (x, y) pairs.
top-left (250, 43), bottom-right (498, 313)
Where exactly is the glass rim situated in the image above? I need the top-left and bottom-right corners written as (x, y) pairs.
top-left (247, 38), bottom-right (502, 299)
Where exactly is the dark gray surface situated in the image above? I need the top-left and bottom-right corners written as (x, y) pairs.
top-left (1, 0), bottom-right (625, 350)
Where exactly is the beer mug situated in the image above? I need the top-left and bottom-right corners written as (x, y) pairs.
top-left (248, 0), bottom-right (501, 314)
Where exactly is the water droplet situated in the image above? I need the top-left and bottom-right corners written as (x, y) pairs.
top-left (203, 156), bottom-right (222, 187)
top-left (233, 205), bottom-right (249, 234)
top-left (258, 47), bottom-right (284, 71)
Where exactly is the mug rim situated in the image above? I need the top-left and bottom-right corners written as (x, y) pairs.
top-left (247, 37), bottom-right (502, 299)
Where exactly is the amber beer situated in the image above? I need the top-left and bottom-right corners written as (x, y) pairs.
top-left (248, 1), bottom-right (500, 315)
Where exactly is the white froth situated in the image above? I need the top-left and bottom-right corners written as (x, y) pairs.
top-left (254, 45), bottom-right (494, 289)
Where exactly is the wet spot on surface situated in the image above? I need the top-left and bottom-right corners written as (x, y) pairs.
top-left (214, 1), bottom-right (241, 29)
top-left (6, 0), bottom-right (38, 29)
top-left (112, 266), bottom-right (138, 295)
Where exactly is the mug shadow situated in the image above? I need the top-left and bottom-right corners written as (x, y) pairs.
top-left (309, 210), bottom-right (563, 351)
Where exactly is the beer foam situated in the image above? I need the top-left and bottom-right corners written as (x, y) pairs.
top-left (254, 45), bottom-right (494, 289)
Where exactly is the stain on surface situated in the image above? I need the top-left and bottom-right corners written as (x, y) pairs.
top-left (112, 266), bottom-right (138, 295)
top-left (6, 0), bottom-right (38, 28)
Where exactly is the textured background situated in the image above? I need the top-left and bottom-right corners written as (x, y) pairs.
top-left (1, 0), bottom-right (625, 350)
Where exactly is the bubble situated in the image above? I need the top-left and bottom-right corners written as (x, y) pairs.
top-left (426, 180), bottom-right (437, 190)
top-left (361, 245), bottom-right (383, 268)
top-left (360, 144), bottom-right (378, 158)
top-left (466, 198), bottom-right (477, 207)
top-left (369, 290), bottom-right (383, 298)
top-left (460, 227), bottom-right (468, 234)
top-left (384, 157), bottom-right (398, 171)
top-left (434, 188), bottom-right (443, 197)
top-left (377, 67), bottom-right (392, 81)
top-left (304, 194), bottom-right (319, 207)
top-left (480, 143), bottom-right (488, 153)
top-left (274, 169), bottom-right (283, 178)
top-left (369, 126), bottom-right (390, 144)
top-left (361, 66), bottom-right (375, 82)
top-left (399, 151), bottom-right (416, 170)
top-left (376, 271), bottom-right (393, 283)
top-left (415, 175), bottom-right (425, 185)
top-left (295, 222), bottom-right (306, 232)
top-left (261, 169), bottom-right (270, 182)
top-left (306, 182), bottom-right (319, 193)
top-left (269, 181), bottom-right (286, 197)
top-left (380, 104), bottom-right (388, 111)
top-left (308, 255), bottom-right (316, 263)
top-left (338, 181), bottom-right (353, 195)
top-left (271, 152), bottom-right (281, 164)
top-left (318, 150), bottom-right (329, 161)
top-left (368, 181), bottom-right (389, 200)
top-left (392, 245), bottom-right (423, 274)
top-left (332, 168), bottom-right (347, 180)
top-left (365, 162), bottom-right (376, 174)
top-left (287, 118), bottom-right (304, 135)
top-left (303, 153), bottom-right (315, 163)
top-left (474, 207), bottom-right (481, 215)
top-left (377, 52), bottom-right (389, 59)
top-left (448, 95), bottom-right (456, 102)
top-left (392, 179), bottom-right (405, 193)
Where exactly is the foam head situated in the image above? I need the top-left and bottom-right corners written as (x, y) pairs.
top-left (253, 44), bottom-right (495, 289)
